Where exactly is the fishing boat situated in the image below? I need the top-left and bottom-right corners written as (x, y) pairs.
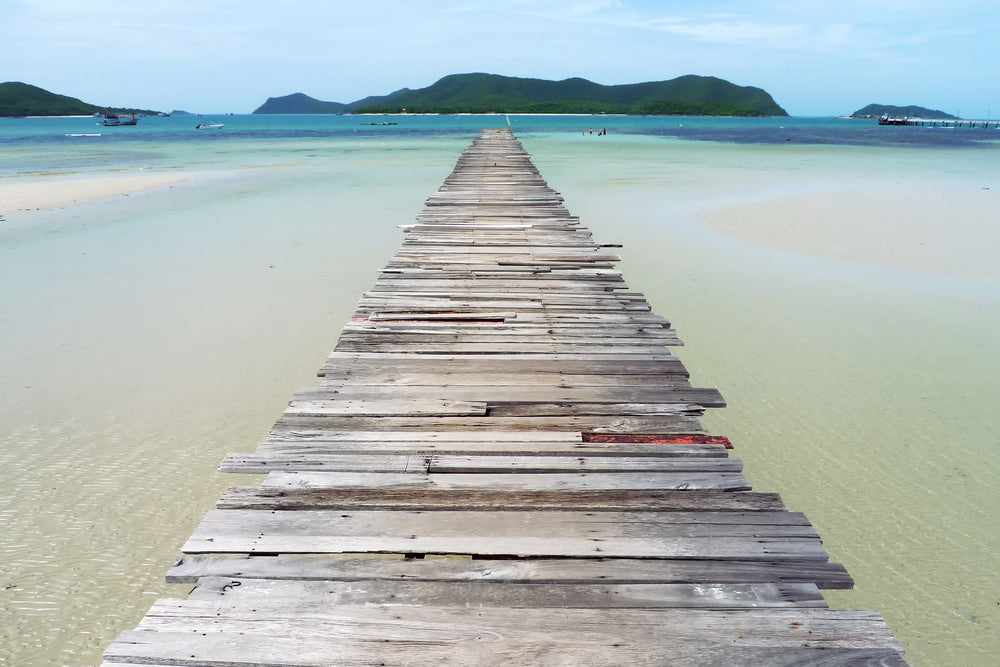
top-left (101, 113), bottom-right (138, 126)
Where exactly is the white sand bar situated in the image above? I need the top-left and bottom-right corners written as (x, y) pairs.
top-left (0, 172), bottom-right (194, 218)
top-left (699, 185), bottom-right (1000, 282)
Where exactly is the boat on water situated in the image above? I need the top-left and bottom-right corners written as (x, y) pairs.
top-left (100, 113), bottom-right (138, 126)
top-left (195, 123), bottom-right (225, 130)
top-left (878, 114), bottom-right (908, 126)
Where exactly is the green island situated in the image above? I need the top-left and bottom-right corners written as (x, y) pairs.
top-left (0, 81), bottom-right (159, 117)
top-left (850, 103), bottom-right (957, 119)
top-left (255, 73), bottom-right (788, 117)
top-left (3, 73), bottom-right (787, 118)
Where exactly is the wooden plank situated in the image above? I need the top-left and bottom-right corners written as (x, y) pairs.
top-left (341, 320), bottom-right (669, 331)
top-left (320, 354), bottom-right (689, 375)
top-left (332, 342), bottom-right (668, 355)
top-left (270, 414), bottom-right (707, 434)
top-left (106, 607), bottom-right (904, 666)
top-left (339, 325), bottom-right (677, 339)
top-left (358, 291), bottom-right (650, 303)
top-left (167, 555), bottom-right (853, 588)
top-left (324, 348), bottom-right (679, 362)
top-left (356, 296), bottom-right (647, 308)
top-left (181, 575), bottom-right (827, 609)
top-left (367, 311), bottom-right (514, 321)
top-left (283, 399), bottom-right (488, 417)
top-left (483, 402), bottom-right (724, 415)
top-left (335, 333), bottom-right (676, 346)
top-left (215, 488), bottom-right (784, 512)
top-left (253, 440), bottom-right (730, 457)
top-left (368, 279), bottom-right (627, 291)
top-left (379, 267), bottom-right (625, 280)
top-left (294, 386), bottom-right (724, 406)
top-left (319, 371), bottom-right (693, 387)
top-left (105, 635), bottom-right (906, 667)
top-left (261, 430), bottom-right (585, 442)
top-left (262, 470), bottom-right (751, 492)
top-left (183, 509), bottom-right (822, 558)
top-left (219, 453), bottom-right (742, 474)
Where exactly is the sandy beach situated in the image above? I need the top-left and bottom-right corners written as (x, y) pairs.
top-left (698, 184), bottom-right (1000, 283)
top-left (0, 172), bottom-right (193, 219)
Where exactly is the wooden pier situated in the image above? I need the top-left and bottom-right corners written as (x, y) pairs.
top-left (103, 129), bottom-right (905, 665)
top-left (879, 114), bottom-right (999, 129)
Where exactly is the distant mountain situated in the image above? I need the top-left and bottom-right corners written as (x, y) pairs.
top-left (347, 73), bottom-right (787, 116)
top-left (0, 81), bottom-right (160, 117)
top-left (253, 93), bottom-right (347, 114)
top-left (0, 81), bottom-right (101, 116)
top-left (252, 73), bottom-right (787, 117)
top-left (851, 103), bottom-right (957, 119)
top-left (343, 88), bottom-right (412, 112)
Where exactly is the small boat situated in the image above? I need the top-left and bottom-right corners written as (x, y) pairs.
top-left (878, 114), bottom-right (908, 126)
top-left (101, 113), bottom-right (138, 126)
top-left (195, 123), bottom-right (225, 130)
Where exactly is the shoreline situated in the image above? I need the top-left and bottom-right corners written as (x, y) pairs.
top-left (0, 172), bottom-right (195, 219)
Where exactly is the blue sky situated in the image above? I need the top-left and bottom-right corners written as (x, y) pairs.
top-left (4, 0), bottom-right (998, 116)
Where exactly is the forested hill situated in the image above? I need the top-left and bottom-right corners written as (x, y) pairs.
top-left (0, 82), bottom-right (100, 116)
top-left (255, 73), bottom-right (788, 116)
top-left (850, 103), bottom-right (957, 119)
top-left (253, 93), bottom-right (346, 114)
top-left (0, 81), bottom-right (159, 117)
top-left (353, 73), bottom-right (786, 116)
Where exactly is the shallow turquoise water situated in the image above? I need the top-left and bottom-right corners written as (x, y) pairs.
top-left (528, 136), bottom-right (1000, 666)
top-left (1, 116), bottom-right (998, 665)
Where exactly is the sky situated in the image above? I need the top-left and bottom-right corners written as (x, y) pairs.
top-left (3, 0), bottom-right (999, 117)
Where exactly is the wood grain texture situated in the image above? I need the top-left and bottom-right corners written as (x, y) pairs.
top-left (167, 555), bottom-right (853, 588)
top-left (215, 487), bottom-right (785, 512)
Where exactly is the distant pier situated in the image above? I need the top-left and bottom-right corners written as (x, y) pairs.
top-left (879, 114), bottom-right (999, 128)
top-left (102, 128), bottom-right (906, 665)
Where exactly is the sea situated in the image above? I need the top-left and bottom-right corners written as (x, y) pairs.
top-left (1, 113), bottom-right (998, 666)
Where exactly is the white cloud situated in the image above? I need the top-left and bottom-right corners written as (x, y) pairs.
top-left (3, 0), bottom-right (997, 115)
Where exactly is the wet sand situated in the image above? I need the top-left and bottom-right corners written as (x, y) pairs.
top-left (699, 184), bottom-right (1000, 283)
top-left (0, 173), bottom-right (194, 219)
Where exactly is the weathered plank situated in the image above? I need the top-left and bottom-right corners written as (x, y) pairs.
top-left (182, 575), bottom-right (827, 609)
top-left (333, 342), bottom-right (669, 354)
top-left (283, 399), bottom-right (488, 417)
top-left (270, 414), bottom-right (708, 434)
top-left (296, 385), bottom-right (722, 406)
top-left (319, 354), bottom-right (689, 376)
top-left (219, 453), bottom-right (742, 474)
top-left (262, 430), bottom-right (586, 442)
top-left (319, 371), bottom-right (694, 386)
top-left (253, 440), bottom-right (731, 457)
top-left (215, 487), bottom-right (783, 512)
top-left (261, 470), bottom-right (752, 492)
top-left (167, 555), bottom-right (853, 588)
top-left (106, 606), bottom-right (904, 666)
top-left (183, 509), bottom-right (823, 559)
